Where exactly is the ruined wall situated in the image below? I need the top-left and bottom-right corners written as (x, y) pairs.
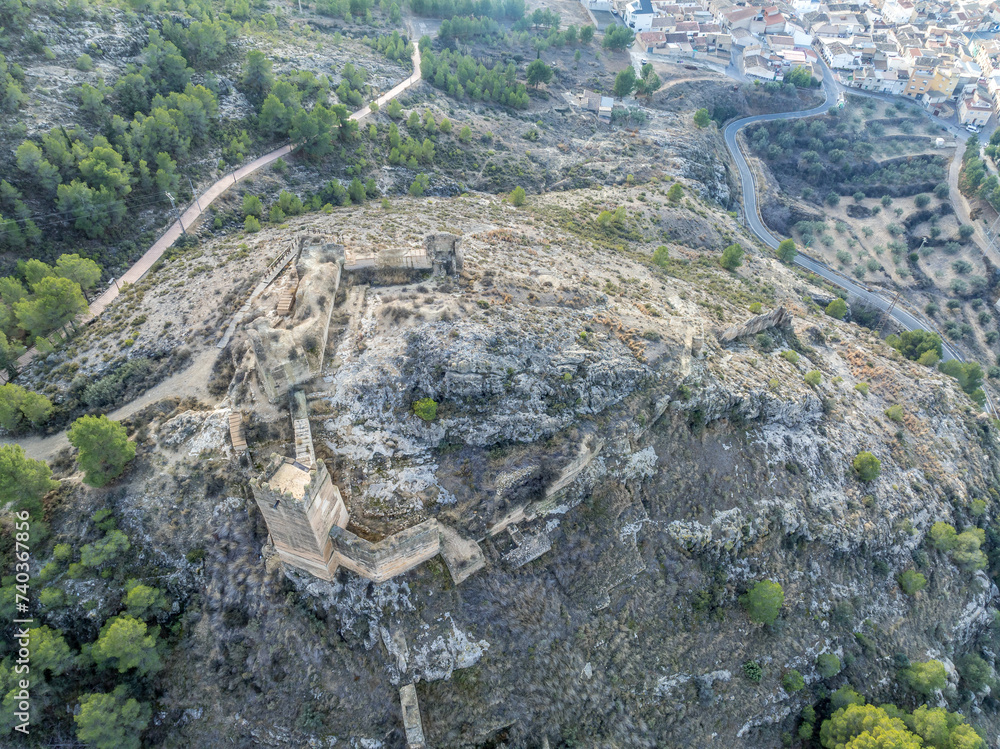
top-left (330, 520), bottom-right (443, 584)
top-left (718, 306), bottom-right (791, 343)
top-left (248, 243), bottom-right (343, 402)
top-left (424, 233), bottom-right (463, 276)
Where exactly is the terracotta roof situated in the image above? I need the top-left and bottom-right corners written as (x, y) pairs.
top-left (636, 30), bottom-right (667, 44)
top-left (723, 7), bottom-right (760, 22)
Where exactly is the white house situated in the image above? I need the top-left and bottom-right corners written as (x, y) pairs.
top-left (959, 90), bottom-right (993, 126)
top-left (625, 0), bottom-right (656, 31)
top-left (742, 53), bottom-right (777, 79)
top-left (821, 39), bottom-right (858, 69)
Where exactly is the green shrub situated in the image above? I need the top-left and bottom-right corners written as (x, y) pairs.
top-left (38, 561), bottom-right (60, 582)
top-left (830, 685), bottom-right (865, 710)
top-left (885, 330), bottom-right (942, 362)
top-left (720, 243), bottom-right (744, 271)
top-left (80, 530), bottom-right (130, 568)
top-left (854, 382), bottom-right (869, 395)
top-left (244, 215), bottom-right (261, 233)
top-left (897, 570), bottom-right (926, 595)
top-left (852, 451), bottom-right (881, 482)
top-left (413, 398), bottom-right (437, 421)
top-left (951, 528), bottom-right (987, 570)
top-left (743, 660), bottom-right (763, 682)
top-left (884, 405), bottom-right (904, 423)
top-left (825, 298), bottom-right (848, 319)
top-left (904, 659), bottom-right (947, 696)
top-left (242, 193), bottom-right (263, 217)
top-left (510, 186), bottom-right (526, 206)
top-left (957, 653), bottom-right (991, 692)
top-left (804, 370), bottom-right (822, 386)
top-left (928, 521), bottom-right (957, 551)
top-left (776, 238), bottom-right (797, 263)
top-left (816, 653), bottom-right (842, 678)
top-left (742, 580), bottom-right (784, 625)
top-left (76, 54), bottom-right (94, 71)
top-left (782, 670), bottom-right (804, 692)
top-left (749, 302), bottom-right (762, 314)
top-left (781, 350), bottom-right (799, 364)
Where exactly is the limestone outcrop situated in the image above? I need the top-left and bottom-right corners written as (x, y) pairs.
top-left (718, 306), bottom-right (792, 343)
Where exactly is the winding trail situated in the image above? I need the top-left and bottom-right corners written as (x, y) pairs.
top-left (722, 62), bottom-right (975, 368)
top-left (6, 42), bottom-right (425, 459)
top-left (96, 42), bottom-right (422, 316)
top-left (9, 42), bottom-right (423, 377)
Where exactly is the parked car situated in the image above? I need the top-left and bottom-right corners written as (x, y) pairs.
top-left (967, 124), bottom-right (981, 133)
top-left (641, 57), bottom-right (648, 64)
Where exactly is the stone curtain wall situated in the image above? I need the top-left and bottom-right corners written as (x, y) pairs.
top-left (330, 521), bottom-right (443, 584)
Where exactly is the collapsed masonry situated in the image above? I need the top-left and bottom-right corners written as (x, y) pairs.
top-left (718, 305), bottom-right (791, 343)
top-left (246, 231), bottom-right (484, 586)
top-left (248, 233), bottom-right (463, 403)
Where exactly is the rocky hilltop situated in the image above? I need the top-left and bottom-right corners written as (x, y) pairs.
top-left (42, 183), bottom-right (999, 746)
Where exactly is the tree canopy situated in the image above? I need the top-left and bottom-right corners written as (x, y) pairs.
top-left (742, 580), bottom-right (783, 624)
top-left (0, 383), bottom-right (53, 432)
top-left (75, 687), bottom-right (151, 749)
top-left (612, 66), bottom-right (636, 99)
top-left (92, 615), bottom-right (162, 675)
top-left (820, 699), bottom-right (985, 749)
top-left (602, 24), bottom-right (634, 50)
top-left (776, 238), bottom-right (797, 263)
top-left (525, 59), bottom-right (553, 89)
top-left (886, 330), bottom-right (942, 362)
top-left (826, 298), bottom-right (848, 320)
top-left (68, 415), bottom-right (136, 487)
top-left (720, 243), bottom-right (744, 271)
top-left (13, 276), bottom-right (87, 338)
top-left (0, 443), bottom-right (57, 510)
top-left (852, 451), bottom-right (881, 482)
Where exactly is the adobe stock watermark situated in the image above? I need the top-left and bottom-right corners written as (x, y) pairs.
top-left (10, 509), bottom-right (32, 735)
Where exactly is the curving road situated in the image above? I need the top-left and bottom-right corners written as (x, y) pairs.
top-left (722, 62), bottom-right (966, 364)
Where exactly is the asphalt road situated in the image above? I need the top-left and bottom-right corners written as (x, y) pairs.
top-left (722, 63), bottom-right (964, 363)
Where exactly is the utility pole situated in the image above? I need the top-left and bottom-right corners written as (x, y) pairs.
top-left (166, 193), bottom-right (186, 235)
top-left (188, 176), bottom-right (202, 212)
top-left (877, 289), bottom-right (901, 334)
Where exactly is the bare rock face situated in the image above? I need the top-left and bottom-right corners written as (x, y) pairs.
top-left (94, 195), bottom-right (1000, 748)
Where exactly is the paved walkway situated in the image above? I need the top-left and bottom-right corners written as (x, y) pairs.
top-left (8, 43), bottom-right (423, 382)
top-left (6, 41), bottom-right (425, 459)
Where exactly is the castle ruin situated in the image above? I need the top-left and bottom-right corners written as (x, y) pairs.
top-left (245, 232), bottom-right (482, 587)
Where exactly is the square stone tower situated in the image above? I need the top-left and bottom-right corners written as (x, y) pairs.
top-left (250, 454), bottom-right (349, 580)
